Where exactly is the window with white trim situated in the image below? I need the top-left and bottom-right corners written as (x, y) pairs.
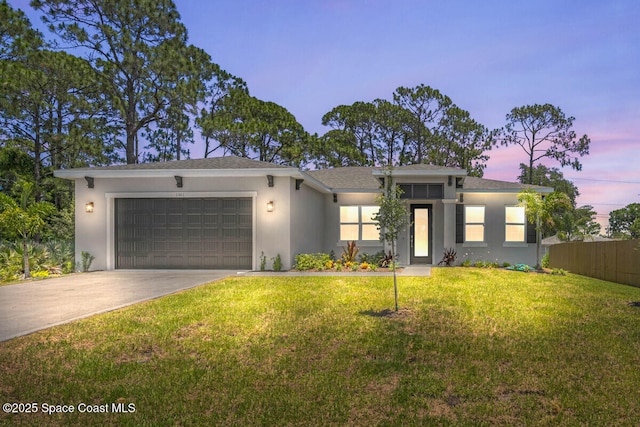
top-left (339, 206), bottom-right (380, 241)
top-left (505, 206), bottom-right (526, 242)
top-left (464, 206), bottom-right (485, 242)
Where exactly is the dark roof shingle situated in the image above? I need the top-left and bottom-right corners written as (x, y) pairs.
top-left (306, 167), bottom-right (381, 190)
top-left (462, 176), bottom-right (553, 192)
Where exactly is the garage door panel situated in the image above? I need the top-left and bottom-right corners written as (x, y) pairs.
top-left (167, 214), bottom-right (182, 224)
top-left (116, 198), bottom-right (252, 269)
top-left (239, 214), bottom-right (251, 225)
top-left (203, 213), bottom-right (218, 224)
top-left (203, 241), bottom-right (218, 251)
top-left (187, 242), bottom-right (201, 252)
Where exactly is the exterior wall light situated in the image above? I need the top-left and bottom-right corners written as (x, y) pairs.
top-left (85, 202), bottom-right (94, 213)
top-left (266, 201), bottom-right (274, 212)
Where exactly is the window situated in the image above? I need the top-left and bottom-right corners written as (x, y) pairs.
top-left (505, 206), bottom-right (526, 242)
top-left (465, 206), bottom-right (485, 242)
top-left (340, 206), bottom-right (380, 241)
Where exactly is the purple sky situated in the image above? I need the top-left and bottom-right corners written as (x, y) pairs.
top-left (10, 0), bottom-right (640, 231)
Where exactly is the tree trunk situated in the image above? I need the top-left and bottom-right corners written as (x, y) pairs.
top-left (392, 240), bottom-right (398, 311)
top-left (536, 217), bottom-right (541, 269)
top-left (34, 110), bottom-right (42, 202)
top-left (23, 239), bottom-right (30, 279)
top-left (176, 129), bottom-right (182, 161)
top-left (126, 128), bottom-right (136, 164)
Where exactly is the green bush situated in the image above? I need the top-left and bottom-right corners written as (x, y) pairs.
top-left (80, 251), bottom-right (94, 272)
top-left (259, 251), bottom-right (267, 271)
top-left (541, 253), bottom-right (550, 268)
top-left (0, 243), bottom-right (22, 281)
top-left (0, 240), bottom-right (75, 281)
top-left (272, 254), bottom-right (282, 272)
top-left (551, 268), bottom-right (568, 276)
top-left (295, 253), bottom-right (331, 271)
top-left (31, 270), bottom-right (50, 279)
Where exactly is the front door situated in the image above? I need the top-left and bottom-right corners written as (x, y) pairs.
top-left (410, 204), bottom-right (432, 264)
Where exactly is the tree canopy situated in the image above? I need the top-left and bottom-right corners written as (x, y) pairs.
top-left (608, 203), bottom-right (640, 239)
top-left (317, 85), bottom-right (497, 174)
top-left (31, 0), bottom-right (211, 164)
top-left (502, 104), bottom-right (590, 184)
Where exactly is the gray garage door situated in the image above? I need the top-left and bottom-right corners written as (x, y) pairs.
top-left (115, 198), bottom-right (252, 269)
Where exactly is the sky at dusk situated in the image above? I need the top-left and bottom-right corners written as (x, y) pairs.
top-left (9, 0), bottom-right (640, 230)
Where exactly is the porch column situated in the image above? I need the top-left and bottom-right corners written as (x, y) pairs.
top-left (442, 199), bottom-right (457, 250)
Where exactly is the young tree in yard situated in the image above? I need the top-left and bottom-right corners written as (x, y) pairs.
top-left (518, 189), bottom-right (572, 268)
top-left (0, 181), bottom-right (55, 278)
top-left (502, 104), bottom-right (590, 184)
top-left (373, 171), bottom-right (410, 311)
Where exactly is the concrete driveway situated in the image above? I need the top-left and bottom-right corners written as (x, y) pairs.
top-left (0, 270), bottom-right (239, 342)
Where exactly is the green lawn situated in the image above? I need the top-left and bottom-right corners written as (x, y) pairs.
top-left (1, 269), bottom-right (639, 426)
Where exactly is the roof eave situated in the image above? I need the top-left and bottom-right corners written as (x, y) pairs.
top-left (54, 168), bottom-right (300, 180)
top-left (459, 187), bottom-right (554, 194)
top-left (371, 169), bottom-right (467, 177)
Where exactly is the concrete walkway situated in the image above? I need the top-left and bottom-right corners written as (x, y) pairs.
top-left (0, 270), bottom-right (239, 342)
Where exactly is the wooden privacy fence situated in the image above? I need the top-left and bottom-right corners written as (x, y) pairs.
top-left (549, 239), bottom-right (640, 287)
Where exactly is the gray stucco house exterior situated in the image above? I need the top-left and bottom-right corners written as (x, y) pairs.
top-left (54, 156), bottom-right (552, 271)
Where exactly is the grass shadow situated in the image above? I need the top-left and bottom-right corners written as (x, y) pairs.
top-left (359, 308), bottom-right (413, 318)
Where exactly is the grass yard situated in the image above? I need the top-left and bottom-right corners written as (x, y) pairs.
top-left (1, 268), bottom-right (639, 426)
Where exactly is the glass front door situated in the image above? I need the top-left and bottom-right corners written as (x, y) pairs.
top-left (410, 204), bottom-right (432, 264)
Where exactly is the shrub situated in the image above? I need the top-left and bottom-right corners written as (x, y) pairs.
top-left (0, 244), bottom-right (22, 281)
top-left (359, 252), bottom-right (382, 264)
top-left (31, 270), bottom-right (50, 279)
top-left (81, 251), bottom-right (94, 272)
top-left (295, 253), bottom-right (331, 271)
top-left (551, 268), bottom-right (568, 276)
top-left (461, 259), bottom-right (472, 267)
top-left (342, 241), bottom-right (359, 263)
top-left (360, 262), bottom-right (370, 270)
top-left (272, 254), bottom-right (282, 272)
top-left (438, 248), bottom-right (457, 266)
top-left (260, 251), bottom-right (267, 271)
top-left (541, 253), bottom-right (550, 268)
top-left (325, 259), bottom-right (335, 269)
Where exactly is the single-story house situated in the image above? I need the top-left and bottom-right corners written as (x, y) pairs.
top-left (54, 156), bottom-right (552, 271)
